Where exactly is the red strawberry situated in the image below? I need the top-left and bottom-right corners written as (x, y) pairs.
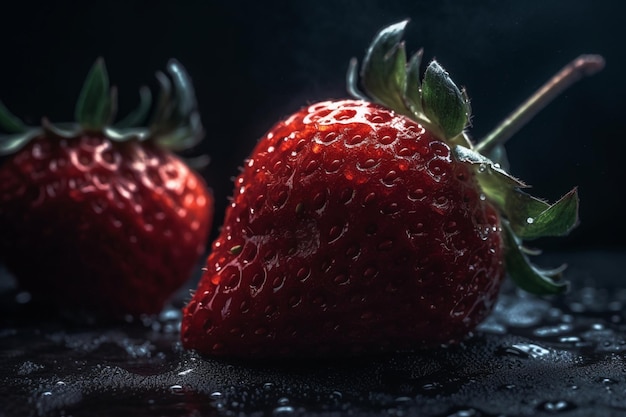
top-left (181, 21), bottom-right (604, 357)
top-left (0, 59), bottom-right (214, 318)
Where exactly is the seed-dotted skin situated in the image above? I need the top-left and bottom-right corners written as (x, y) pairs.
top-left (182, 100), bottom-right (504, 357)
top-left (0, 134), bottom-right (213, 317)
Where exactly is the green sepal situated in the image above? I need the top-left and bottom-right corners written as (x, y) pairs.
top-left (148, 60), bottom-right (203, 151)
top-left (0, 100), bottom-right (33, 156)
top-left (0, 131), bottom-right (39, 156)
top-left (346, 58), bottom-right (368, 101)
top-left (75, 58), bottom-right (114, 130)
top-left (502, 221), bottom-right (569, 295)
top-left (454, 145), bottom-right (526, 210)
top-left (506, 188), bottom-right (579, 240)
top-left (0, 58), bottom-right (204, 159)
top-left (421, 60), bottom-right (469, 139)
top-left (454, 145), bottom-right (578, 240)
top-left (349, 20), bottom-right (470, 141)
top-left (360, 19), bottom-right (410, 116)
top-left (0, 100), bottom-right (27, 134)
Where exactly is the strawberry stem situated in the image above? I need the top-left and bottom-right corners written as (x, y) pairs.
top-left (475, 54), bottom-right (605, 154)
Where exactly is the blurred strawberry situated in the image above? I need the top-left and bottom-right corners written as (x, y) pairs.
top-left (0, 59), bottom-right (213, 318)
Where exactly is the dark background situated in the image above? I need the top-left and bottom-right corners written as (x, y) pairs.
top-left (0, 0), bottom-right (623, 251)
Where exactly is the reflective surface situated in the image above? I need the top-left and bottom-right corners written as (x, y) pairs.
top-left (1, 251), bottom-right (625, 416)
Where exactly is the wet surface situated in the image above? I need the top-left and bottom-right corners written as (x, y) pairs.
top-left (1, 250), bottom-right (626, 416)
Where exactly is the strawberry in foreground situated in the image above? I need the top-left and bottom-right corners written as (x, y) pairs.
top-left (182, 21), bottom-right (604, 357)
top-left (0, 59), bottom-right (213, 318)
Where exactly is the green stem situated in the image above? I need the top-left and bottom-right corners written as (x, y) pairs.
top-left (475, 54), bottom-right (605, 154)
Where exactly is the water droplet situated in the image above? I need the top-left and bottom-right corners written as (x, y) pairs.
top-left (538, 400), bottom-right (576, 412)
top-left (321, 132), bottom-right (338, 143)
top-left (169, 384), bottom-right (183, 394)
top-left (599, 377), bottom-right (617, 385)
top-left (377, 239), bottom-right (394, 251)
top-left (177, 368), bottom-right (193, 376)
top-left (395, 396), bottom-right (412, 404)
top-left (357, 158), bottom-right (378, 170)
top-left (447, 409), bottom-right (478, 417)
top-left (427, 158), bottom-right (450, 180)
top-left (526, 217), bottom-right (535, 224)
top-left (273, 406), bottom-right (295, 415)
top-left (421, 382), bottom-right (443, 393)
top-left (382, 202), bottom-right (400, 215)
top-left (511, 343), bottom-right (551, 359)
top-left (533, 323), bottom-right (573, 337)
top-left (559, 336), bottom-right (581, 344)
top-left (330, 390), bottom-right (343, 400)
top-left (303, 158), bottom-right (319, 175)
top-left (409, 188), bottom-right (426, 200)
top-left (379, 134), bottom-right (395, 145)
top-left (15, 291), bottom-right (31, 304)
top-left (346, 134), bottom-right (364, 146)
top-left (363, 192), bottom-right (377, 206)
top-left (210, 391), bottom-right (223, 400)
top-left (159, 307), bottom-right (182, 321)
top-left (363, 266), bottom-right (378, 280)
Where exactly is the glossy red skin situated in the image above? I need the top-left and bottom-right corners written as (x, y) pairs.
top-left (0, 133), bottom-right (213, 317)
top-left (182, 99), bottom-right (504, 357)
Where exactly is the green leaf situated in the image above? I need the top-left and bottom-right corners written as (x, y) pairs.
top-left (360, 20), bottom-right (410, 115)
top-left (346, 58), bottom-right (369, 101)
top-left (149, 59), bottom-right (204, 151)
top-left (502, 221), bottom-right (569, 295)
top-left (0, 131), bottom-right (39, 156)
top-left (75, 58), bottom-right (113, 130)
top-left (421, 60), bottom-right (469, 139)
top-left (454, 145), bottom-right (526, 211)
top-left (501, 189), bottom-right (549, 229)
top-left (0, 100), bottom-right (27, 133)
top-left (454, 146), bottom-right (578, 240)
top-left (507, 188), bottom-right (579, 240)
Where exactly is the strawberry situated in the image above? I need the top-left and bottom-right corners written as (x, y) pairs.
top-left (181, 21), bottom-right (604, 357)
top-left (0, 59), bottom-right (214, 318)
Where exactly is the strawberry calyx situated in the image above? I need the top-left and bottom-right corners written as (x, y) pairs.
top-left (0, 58), bottom-right (203, 156)
top-left (348, 20), bottom-right (604, 296)
top-left (347, 19), bottom-right (471, 148)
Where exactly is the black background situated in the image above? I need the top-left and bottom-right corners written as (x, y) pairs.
top-left (0, 0), bottom-right (623, 251)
